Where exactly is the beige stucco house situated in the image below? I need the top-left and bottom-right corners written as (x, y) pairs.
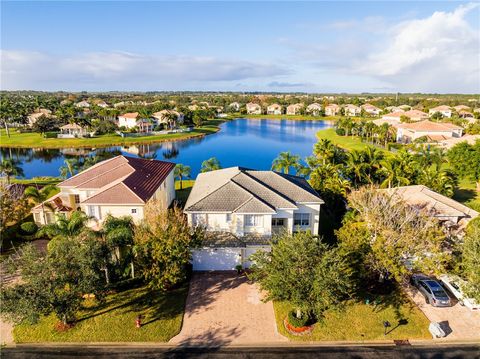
top-left (32, 155), bottom-right (175, 227)
top-left (396, 120), bottom-right (463, 143)
top-left (267, 103), bottom-right (282, 115)
top-left (429, 105), bottom-right (452, 118)
top-left (325, 104), bottom-right (340, 116)
top-left (246, 102), bottom-right (262, 115)
top-left (306, 103), bottom-right (322, 116)
top-left (184, 167), bottom-right (323, 270)
top-left (152, 110), bottom-right (184, 126)
top-left (286, 103), bottom-right (304, 115)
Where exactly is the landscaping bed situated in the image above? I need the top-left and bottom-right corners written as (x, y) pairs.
top-left (274, 292), bottom-right (430, 341)
top-left (13, 283), bottom-right (188, 342)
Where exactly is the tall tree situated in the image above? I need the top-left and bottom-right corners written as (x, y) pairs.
top-left (200, 157), bottom-right (221, 173)
top-left (174, 164), bottom-right (191, 189)
top-left (447, 140), bottom-right (480, 192)
top-left (271, 151), bottom-right (301, 175)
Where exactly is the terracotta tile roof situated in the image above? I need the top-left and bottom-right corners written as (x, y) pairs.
top-left (82, 182), bottom-right (143, 204)
top-left (120, 112), bottom-right (139, 119)
top-left (397, 120), bottom-right (462, 132)
top-left (430, 105), bottom-right (451, 111)
top-left (60, 155), bottom-right (174, 204)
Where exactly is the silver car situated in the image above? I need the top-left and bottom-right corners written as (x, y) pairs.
top-left (412, 275), bottom-right (451, 307)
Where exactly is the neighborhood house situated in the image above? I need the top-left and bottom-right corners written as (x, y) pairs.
top-left (267, 103), bottom-right (282, 115)
top-left (246, 102), bottom-right (262, 115)
top-left (395, 120), bottom-right (463, 143)
top-left (286, 103), bottom-right (303, 115)
top-left (32, 155), bottom-right (175, 227)
top-left (429, 105), bottom-right (452, 118)
top-left (184, 167), bottom-right (323, 270)
top-left (58, 123), bottom-right (89, 138)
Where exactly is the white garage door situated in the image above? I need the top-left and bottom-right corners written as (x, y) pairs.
top-left (192, 248), bottom-right (241, 271)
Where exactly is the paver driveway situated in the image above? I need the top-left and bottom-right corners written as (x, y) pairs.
top-left (170, 271), bottom-right (287, 346)
top-left (406, 284), bottom-right (480, 340)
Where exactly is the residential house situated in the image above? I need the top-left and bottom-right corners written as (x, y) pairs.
top-left (324, 104), bottom-right (340, 116)
top-left (58, 124), bottom-right (89, 138)
top-left (306, 103), bottom-right (322, 116)
top-left (184, 167), bottom-right (324, 270)
top-left (152, 110), bottom-right (184, 127)
top-left (429, 105), bottom-right (452, 118)
top-left (396, 120), bottom-right (463, 143)
top-left (118, 112), bottom-right (153, 133)
top-left (344, 104), bottom-right (361, 116)
top-left (381, 185), bottom-right (478, 235)
top-left (435, 134), bottom-right (480, 150)
top-left (381, 110), bottom-right (429, 123)
top-left (96, 100), bottom-right (109, 108)
top-left (458, 110), bottom-right (474, 119)
top-left (361, 104), bottom-right (381, 116)
top-left (267, 103), bottom-right (282, 115)
top-left (286, 103), bottom-right (304, 115)
top-left (27, 108), bottom-right (53, 127)
top-left (75, 100), bottom-right (90, 108)
top-left (228, 102), bottom-right (241, 111)
top-left (453, 105), bottom-right (470, 112)
top-left (32, 155), bottom-right (175, 227)
top-left (246, 102), bottom-right (262, 115)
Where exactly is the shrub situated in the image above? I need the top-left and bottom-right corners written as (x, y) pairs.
top-left (43, 131), bottom-right (59, 138)
top-left (20, 222), bottom-right (38, 235)
top-left (287, 310), bottom-right (310, 328)
top-left (335, 128), bottom-right (346, 136)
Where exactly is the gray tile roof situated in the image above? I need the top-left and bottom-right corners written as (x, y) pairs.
top-left (185, 167), bottom-right (323, 213)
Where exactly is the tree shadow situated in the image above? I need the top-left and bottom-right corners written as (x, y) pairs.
top-left (184, 271), bottom-right (246, 317)
top-left (453, 188), bottom-right (477, 203)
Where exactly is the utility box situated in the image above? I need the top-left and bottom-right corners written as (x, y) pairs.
top-left (429, 322), bottom-right (446, 338)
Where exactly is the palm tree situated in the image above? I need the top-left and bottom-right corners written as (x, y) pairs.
top-left (201, 157), bottom-right (221, 173)
top-left (37, 210), bottom-right (92, 240)
top-left (0, 159), bottom-right (24, 184)
top-left (362, 146), bottom-right (384, 184)
top-left (174, 164), bottom-right (191, 189)
top-left (314, 139), bottom-right (335, 165)
top-left (59, 158), bottom-right (77, 178)
top-left (24, 184), bottom-right (58, 224)
top-left (271, 151), bottom-right (301, 175)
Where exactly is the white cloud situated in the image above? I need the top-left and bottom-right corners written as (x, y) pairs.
top-left (0, 50), bottom-right (288, 90)
top-left (357, 3), bottom-right (480, 92)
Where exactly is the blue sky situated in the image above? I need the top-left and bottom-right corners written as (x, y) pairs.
top-left (1, 1), bottom-right (479, 93)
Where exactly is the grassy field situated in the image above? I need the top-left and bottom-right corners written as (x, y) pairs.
top-left (0, 122), bottom-right (221, 149)
top-left (454, 177), bottom-right (480, 211)
top-left (316, 128), bottom-right (390, 153)
top-left (11, 177), bottom-right (62, 186)
top-left (13, 283), bottom-right (188, 343)
top-left (274, 293), bottom-right (430, 341)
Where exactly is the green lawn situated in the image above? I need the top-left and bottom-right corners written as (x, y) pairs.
top-left (12, 177), bottom-right (62, 186)
top-left (316, 128), bottom-right (390, 153)
top-left (274, 293), bottom-right (430, 341)
top-left (0, 124), bottom-right (220, 149)
top-left (13, 283), bottom-right (188, 343)
top-left (175, 180), bottom-right (195, 208)
top-left (454, 177), bottom-right (480, 211)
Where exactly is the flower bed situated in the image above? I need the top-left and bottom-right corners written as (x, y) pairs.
top-left (283, 317), bottom-right (315, 336)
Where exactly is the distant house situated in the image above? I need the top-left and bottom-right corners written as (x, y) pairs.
top-left (380, 185), bottom-right (478, 235)
top-left (267, 104), bottom-right (282, 115)
top-left (436, 134), bottom-right (480, 149)
top-left (184, 167), bottom-right (323, 270)
top-left (458, 110), bottom-right (474, 119)
top-left (188, 104), bottom-right (199, 111)
top-left (246, 103), bottom-right (262, 115)
top-left (453, 105), bottom-right (470, 112)
top-left (286, 103), bottom-right (303, 115)
top-left (429, 105), bottom-right (452, 118)
top-left (381, 110), bottom-right (429, 123)
top-left (396, 120), bottom-right (463, 143)
top-left (27, 108), bottom-right (53, 127)
top-left (361, 104), bottom-right (381, 116)
top-left (96, 101), bottom-right (109, 108)
top-left (152, 110), bottom-right (184, 127)
top-left (306, 103), bottom-right (322, 116)
top-left (325, 104), bottom-right (340, 116)
top-left (344, 104), bottom-right (361, 116)
top-left (228, 102), bottom-right (241, 111)
top-left (75, 100), bottom-right (90, 108)
top-left (58, 124), bottom-right (89, 138)
top-left (32, 155), bottom-right (175, 227)
top-left (118, 112), bottom-right (153, 133)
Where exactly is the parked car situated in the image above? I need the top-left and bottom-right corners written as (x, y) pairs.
top-left (439, 274), bottom-right (479, 310)
top-left (411, 274), bottom-right (451, 307)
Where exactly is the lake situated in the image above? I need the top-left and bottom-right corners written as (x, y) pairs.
top-left (1, 118), bottom-right (332, 179)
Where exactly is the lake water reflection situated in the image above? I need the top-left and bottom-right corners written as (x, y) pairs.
top-left (1, 118), bottom-right (332, 179)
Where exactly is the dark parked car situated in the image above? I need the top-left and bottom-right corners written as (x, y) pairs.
top-left (412, 274), bottom-right (451, 307)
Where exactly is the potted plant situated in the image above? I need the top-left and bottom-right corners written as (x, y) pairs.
top-left (235, 264), bottom-right (243, 275)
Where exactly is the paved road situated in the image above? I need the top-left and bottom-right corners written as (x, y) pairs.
top-left (2, 345), bottom-right (479, 359)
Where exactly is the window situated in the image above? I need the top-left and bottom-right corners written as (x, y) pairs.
top-left (74, 194), bottom-right (80, 204)
top-left (87, 205), bottom-right (95, 217)
top-left (272, 218), bottom-right (285, 226)
top-left (245, 215), bottom-right (262, 227)
top-left (34, 212), bottom-right (41, 223)
top-left (226, 213), bottom-right (232, 223)
top-left (294, 213), bottom-right (310, 227)
top-left (131, 208), bottom-right (137, 214)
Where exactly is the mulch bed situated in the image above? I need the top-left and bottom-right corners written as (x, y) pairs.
top-left (283, 317), bottom-right (315, 336)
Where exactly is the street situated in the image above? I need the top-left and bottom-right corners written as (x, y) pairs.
top-left (2, 344), bottom-right (479, 359)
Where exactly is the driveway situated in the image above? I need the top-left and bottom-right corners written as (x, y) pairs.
top-left (170, 271), bottom-right (287, 346)
top-left (406, 284), bottom-right (480, 340)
